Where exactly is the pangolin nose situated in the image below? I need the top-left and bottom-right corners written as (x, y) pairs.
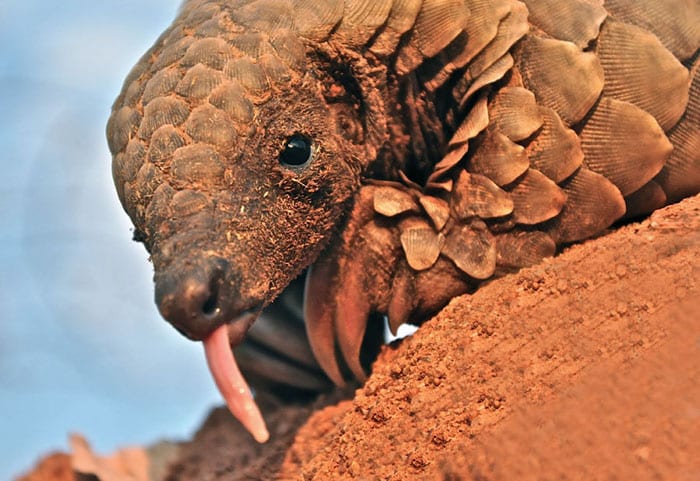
top-left (155, 256), bottom-right (232, 341)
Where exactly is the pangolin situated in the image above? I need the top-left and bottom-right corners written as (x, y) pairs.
top-left (107, 0), bottom-right (700, 442)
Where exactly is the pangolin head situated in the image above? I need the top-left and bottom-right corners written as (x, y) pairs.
top-left (107, 3), bottom-right (376, 344)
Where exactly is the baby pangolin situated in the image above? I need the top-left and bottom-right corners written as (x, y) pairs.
top-left (107, 0), bottom-right (699, 441)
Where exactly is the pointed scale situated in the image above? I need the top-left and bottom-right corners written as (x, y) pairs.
top-left (524, 106), bottom-right (583, 183)
top-left (399, 217), bottom-right (444, 271)
top-left (437, 0), bottom-right (514, 83)
top-left (515, 35), bottom-right (604, 126)
top-left (369, 0), bottom-right (423, 56)
top-left (468, 130), bottom-right (530, 186)
top-left (460, 53), bottom-right (514, 105)
top-left (545, 167), bottom-right (626, 243)
top-left (495, 231), bottom-right (556, 272)
top-left (596, 19), bottom-right (690, 131)
top-left (331, 0), bottom-right (394, 47)
top-left (655, 59), bottom-right (700, 202)
top-left (509, 168), bottom-right (567, 225)
top-left (428, 94), bottom-right (490, 185)
top-left (291, 0), bottom-right (344, 41)
top-left (442, 221), bottom-right (497, 280)
top-left (419, 194), bottom-right (451, 231)
top-left (373, 185), bottom-right (420, 217)
top-left (604, 0), bottom-right (700, 62)
top-left (488, 86), bottom-right (544, 142)
top-left (580, 97), bottom-right (672, 196)
top-left (464, 0), bottom-right (529, 82)
top-left (410, 0), bottom-right (470, 58)
top-left (396, 0), bottom-right (470, 73)
top-left (451, 170), bottom-right (514, 219)
top-left (521, 0), bottom-right (606, 48)
top-left (623, 181), bottom-right (667, 220)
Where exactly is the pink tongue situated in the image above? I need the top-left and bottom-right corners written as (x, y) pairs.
top-left (203, 325), bottom-right (269, 443)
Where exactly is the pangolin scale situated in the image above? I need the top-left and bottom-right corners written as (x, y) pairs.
top-left (107, 0), bottom-right (700, 440)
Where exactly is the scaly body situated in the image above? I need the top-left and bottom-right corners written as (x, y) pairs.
top-left (108, 0), bottom-right (700, 440)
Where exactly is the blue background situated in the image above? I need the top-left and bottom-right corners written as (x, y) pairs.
top-left (0, 2), bottom-right (223, 478)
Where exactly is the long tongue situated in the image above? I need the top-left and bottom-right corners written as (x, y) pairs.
top-left (203, 325), bottom-right (269, 443)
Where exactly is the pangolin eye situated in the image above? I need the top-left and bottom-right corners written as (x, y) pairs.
top-left (279, 133), bottom-right (313, 167)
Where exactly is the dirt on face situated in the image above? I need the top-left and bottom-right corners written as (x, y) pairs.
top-left (19, 194), bottom-right (700, 480)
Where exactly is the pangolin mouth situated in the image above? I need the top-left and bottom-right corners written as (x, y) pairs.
top-left (202, 313), bottom-right (269, 443)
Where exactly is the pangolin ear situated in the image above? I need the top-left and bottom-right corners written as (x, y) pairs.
top-left (309, 49), bottom-right (368, 145)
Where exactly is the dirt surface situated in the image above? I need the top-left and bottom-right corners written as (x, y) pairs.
top-left (19, 195), bottom-right (699, 480)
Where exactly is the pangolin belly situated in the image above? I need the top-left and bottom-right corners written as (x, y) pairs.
top-left (107, 0), bottom-right (700, 441)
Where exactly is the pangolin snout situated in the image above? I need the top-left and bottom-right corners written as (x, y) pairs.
top-left (154, 256), bottom-right (260, 341)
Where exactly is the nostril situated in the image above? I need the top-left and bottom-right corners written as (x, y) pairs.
top-left (202, 286), bottom-right (221, 318)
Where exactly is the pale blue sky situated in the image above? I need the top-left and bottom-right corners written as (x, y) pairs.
top-left (0, 2), bottom-right (224, 478)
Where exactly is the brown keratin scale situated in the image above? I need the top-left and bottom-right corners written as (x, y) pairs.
top-left (107, 0), bottom-right (699, 441)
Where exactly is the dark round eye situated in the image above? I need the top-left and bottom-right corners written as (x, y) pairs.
top-left (279, 134), bottom-right (313, 167)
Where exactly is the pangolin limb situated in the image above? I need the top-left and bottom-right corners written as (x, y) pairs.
top-left (108, 0), bottom-right (700, 441)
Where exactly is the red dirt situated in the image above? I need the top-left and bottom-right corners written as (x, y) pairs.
top-left (277, 194), bottom-right (699, 480)
top-left (20, 195), bottom-right (700, 480)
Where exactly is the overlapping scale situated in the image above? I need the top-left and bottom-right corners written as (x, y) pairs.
top-left (396, 0), bottom-right (470, 73)
top-left (451, 170), bottom-right (514, 219)
top-left (488, 86), bottom-right (544, 142)
top-left (495, 231), bottom-right (556, 271)
top-left (183, 104), bottom-right (238, 150)
top-left (142, 68), bottom-right (183, 105)
top-left (515, 35), bottom-right (604, 126)
top-left (410, 0), bottom-right (469, 58)
top-left (580, 97), bottom-right (672, 196)
top-left (229, 33), bottom-right (276, 59)
top-left (603, 0), bottom-right (700, 62)
top-left (373, 186), bottom-right (419, 217)
top-left (180, 37), bottom-right (234, 70)
top-left (369, 0), bottom-right (423, 56)
top-left (521, 0), bottom-right (606, 48)
top-left (442, 222), bottom-right (497, 279)
top-left (468, 131), bottom-right (529, 186)
top-left (419, 195), bottom-right (451, 231)
top-left (147, 125), bottom-right (186, 166)
top-left (464, 0), bottom-right (528, 81)
top-left (291, 0), bottom-right (344, 40)
top-left (545, 167), bottom-right (626, 243)
top-left (596, 19), bottom-right (690, 131)
top-left (623, 181), bottom-right (667, 219)
top-left (399, 218), bottom-right (444, 271)
top-left (460, 53), bottom-right (513, 104)
top-left (429, 94), bottom-right (489, 184)
top-left (175, 64), bottom-right (225, 100)
top-left (524, 106), bottom-right (583, 183)
top-left (332, 0), bottom-right (394, 47)
top-left (223, 57), bottom-right (270, 97)
top-left (508, 168), bottom-right (567, 225)
top-left (137, 97), bottom-right (190, 140)
top-left (655, 60), bottom-right (700, 202)
top-left (230, 0), bottom-right (295, 32)
top-left (209, 80), bottom-right (255, 124)
top-left (440, 0), bottom-right (513, 75)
